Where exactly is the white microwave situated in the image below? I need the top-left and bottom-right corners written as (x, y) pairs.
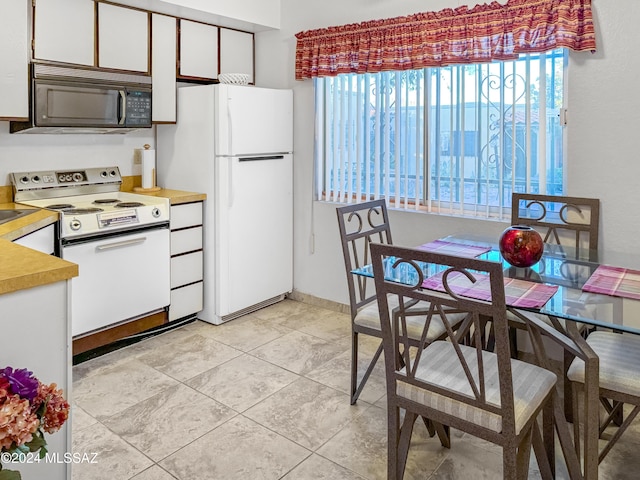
top-left (10, 63), bottom-right (152, 134)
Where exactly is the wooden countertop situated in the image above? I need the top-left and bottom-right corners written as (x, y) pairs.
top-left (0, 187), bottom-right (78, 294)
top-left (120, 176), bottom-right (207, 204)
top-left (133, 188), bottom-right (207, 205)
top-left (0, 202), bottom-right (76, 295)
top-left (0, 203), bottom-right (59, 241)
top-left (0, 239), bottom-right (78, 295)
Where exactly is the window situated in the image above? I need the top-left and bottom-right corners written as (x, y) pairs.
top-left (315, 49), bottom-right (566, 219)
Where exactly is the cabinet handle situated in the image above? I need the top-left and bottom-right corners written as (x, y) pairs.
top-left (96, 237), bottom-right (146, 251)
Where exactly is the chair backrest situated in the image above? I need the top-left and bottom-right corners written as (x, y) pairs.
top-left (336, 200), bottom-right (392, 317)
top-left (511, 193), bottom-right (600, 261)
top-left (370, 242), bottom-right (518, 436)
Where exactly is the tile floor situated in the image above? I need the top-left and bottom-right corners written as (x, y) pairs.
top-left (72, 299), bottom-right (640, 479)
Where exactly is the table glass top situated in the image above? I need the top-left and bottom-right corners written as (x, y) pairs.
top-left (352, 236), bottom-right (640, 335)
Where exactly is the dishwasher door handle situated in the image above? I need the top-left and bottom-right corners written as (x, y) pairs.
top-left (96, 237), bottom-right (146, 251)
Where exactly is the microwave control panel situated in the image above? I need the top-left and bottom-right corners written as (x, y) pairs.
top-left (125, 90), bottom-right (152, 125)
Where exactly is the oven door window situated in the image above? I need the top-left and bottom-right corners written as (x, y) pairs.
top-left (62, 227), bottom-right (170, 337)
top-left (35, 81), bottom-right (120, 127)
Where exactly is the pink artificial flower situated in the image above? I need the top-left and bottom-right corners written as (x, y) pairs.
top-left (35, 383), bottom-right (70, 435)
top-left (0, 394), bottom-right (39, 450)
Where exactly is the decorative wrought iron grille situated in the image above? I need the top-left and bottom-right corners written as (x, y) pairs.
top-left (315, 49), bottom-right (566, 219)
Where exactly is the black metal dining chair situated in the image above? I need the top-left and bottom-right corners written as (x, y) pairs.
top-left (567, 331), bottom-right (640, 465)
top-left (336, 200), bottom-right (465, 404)
top-left (370, 242), bottom-right (558, 480)
top-left (511, 193), bottom-right (600, 262)
top-left (509, 192), bottom-right (601, 419)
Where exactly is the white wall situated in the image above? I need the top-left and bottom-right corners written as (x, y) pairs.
top-left (255, 0), bottom-right (640, 306)
top-left (164, 0), bottom-right (280, 29)
top-left (115, 0), bottom-right (280, 31)
top-left (0, 122), bottom-right (154, 184)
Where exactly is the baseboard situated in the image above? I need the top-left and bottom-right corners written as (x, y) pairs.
top-left (288, 290), bottom-right (350, 314)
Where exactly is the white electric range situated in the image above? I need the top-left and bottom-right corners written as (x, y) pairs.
top-left (12, 167), bottom-right (171, 337)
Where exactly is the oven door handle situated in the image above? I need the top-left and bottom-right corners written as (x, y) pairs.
top-left (96, 237), bottom-right (146, 251)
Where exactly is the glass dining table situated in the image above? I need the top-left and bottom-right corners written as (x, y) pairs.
top-left (355, 235), bottom-right (640, 335)
top-left (353, 235), bottom-right (640, 480)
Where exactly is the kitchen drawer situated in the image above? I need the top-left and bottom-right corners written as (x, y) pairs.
top-left (171, 250), bottom-right (203, 288)
top-left (169, 281), bottom-right (203, 321)
top-left (171, 226), bottom-right (202, 256)
top-left (171, 202), bottom-right (203, 230)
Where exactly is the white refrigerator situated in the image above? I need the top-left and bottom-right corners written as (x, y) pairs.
top-left (157, 84), bottom-right (293, 324)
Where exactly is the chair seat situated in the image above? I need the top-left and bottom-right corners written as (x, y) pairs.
top-left (397, 341), bottom-right (556, 434)
top-left (355, 295), bottom-right (465, 341)
top-left (567, 331), bottom-right (640, 398)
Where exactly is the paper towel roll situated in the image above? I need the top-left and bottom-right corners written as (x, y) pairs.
top-left (142, 147), bottom-right (156, 189)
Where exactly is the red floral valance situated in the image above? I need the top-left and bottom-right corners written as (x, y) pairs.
top-left (295, 0), bottom-right (596, 80)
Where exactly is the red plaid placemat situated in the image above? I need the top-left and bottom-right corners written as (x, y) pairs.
top-left (582, 265), bottom-right (640, 300)
top-left (421, 271), bottom-right (559, 308)
top-left (417, 240), bottom-right (491, 258)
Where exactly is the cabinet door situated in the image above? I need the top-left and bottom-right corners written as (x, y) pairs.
top-left (169, 282), bottom-right (203, 321)
top-left (13, 225), bottom-right (55, 255)
top-left (179, 20), bottom-right (218, 80)
top-left (219, 28), bottom-right (254, 84)
top-left (98, 3), bottom-right (149, 72)
top-left (0, 0), bottom-right (29, 119)
top-left (33, 0), bottom-right (95, 66)
top-left (152, 14), bottom-right (177, 122)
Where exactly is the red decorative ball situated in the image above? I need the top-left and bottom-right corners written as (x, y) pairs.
top-left (499, 225), bottom-right (544, 268)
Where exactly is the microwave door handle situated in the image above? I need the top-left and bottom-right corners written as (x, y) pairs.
top-left (118, 90), bottom-right (126, 125)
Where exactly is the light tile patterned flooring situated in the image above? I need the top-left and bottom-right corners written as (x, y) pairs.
top-left (72, 299), bottom-right (640, 479)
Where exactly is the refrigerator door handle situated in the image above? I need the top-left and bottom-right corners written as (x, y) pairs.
top-left (239, 155), bottom-right (286, 162)
top-left (228, 158), bottom-right (234, 208)
top-left (227, 100), bottom-right (234, 156)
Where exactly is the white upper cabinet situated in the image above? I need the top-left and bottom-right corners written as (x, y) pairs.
top-left (152, 14), bottom-right (177, 123)
top-left (219, 28), bottom-right (254, 84)
top-left (0, 0), bottom-right (29, 119)
top-left (98, 3), bottom-right (149, 72)
top-left (33, 0), bottom-right (95, 66)
top-left (179, 20), bottom-right (218, 80)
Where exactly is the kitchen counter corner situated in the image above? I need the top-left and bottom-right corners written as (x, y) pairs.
top-left (136, 188), bottom-right (207, 205)
top-left (0, 203), bottom-right (59, 241)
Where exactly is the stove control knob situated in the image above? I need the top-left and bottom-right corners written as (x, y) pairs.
top-left (151, 207), bottom-right (161, 218)
top-left (100, 171), bottom-right (108, 178)
top-left (69, 219), bottom-right (82, 231)
top-left (20, 176), bottom-right (29, 184)
top-left (32, 175), bottom-right (40, 183)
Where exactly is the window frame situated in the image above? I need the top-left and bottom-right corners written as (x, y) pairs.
top-left (314, 49), bottom-right (568, 221)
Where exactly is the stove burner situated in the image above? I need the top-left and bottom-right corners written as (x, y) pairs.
top-left (93, 198), bottom-right (120, 204)
top-left (63, 207), bottom-right (104, 215)
top-left (46, 203), bottom-right (75, 210)
top-left (115, 202), bottom-right (144, 208)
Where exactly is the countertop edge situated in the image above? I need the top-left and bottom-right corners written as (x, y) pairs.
top-left (134, 188), bottom-right (207, 205)
top-left (0, 240), bottom-right (78, 295)
top-left (0, 206), bottom-right (59, 241)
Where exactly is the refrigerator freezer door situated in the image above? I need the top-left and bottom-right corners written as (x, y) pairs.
top-left (216, 85), bottom-right (293, 156)
top-left (215, 154), bottom-right (293, 319)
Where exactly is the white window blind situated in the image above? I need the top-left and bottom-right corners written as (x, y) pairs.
top-left (315, 49), bottom-right (566, 220)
